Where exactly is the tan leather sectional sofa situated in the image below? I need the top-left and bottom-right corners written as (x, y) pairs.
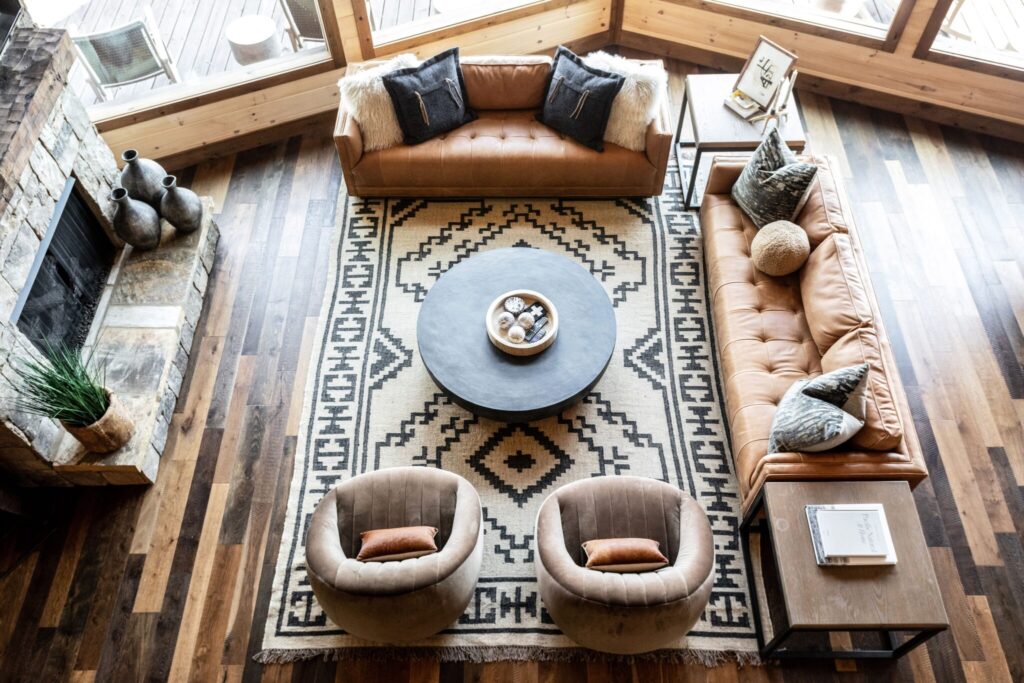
top-left (334, 56), bottom-right (673, 197)
top-left (701, 157), bottom-right (928, 512)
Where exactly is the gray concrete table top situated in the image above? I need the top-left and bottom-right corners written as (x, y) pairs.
top-left (417, 247), bottom-right (616, 423)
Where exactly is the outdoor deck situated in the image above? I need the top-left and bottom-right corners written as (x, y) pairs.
top-left (29, 0), bottom-right (340, 107)
top-left (28, 0), bottom-right (445, 107)
top-left (368, 0), bottom-right (434, 32)
top-left (26, 0), bottom-right (1024, 108)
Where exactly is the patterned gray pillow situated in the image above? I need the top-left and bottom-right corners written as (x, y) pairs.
top-left (768, 364), bottom-right (869, 454)
top-left (731, 127), bottom-right (817, 228)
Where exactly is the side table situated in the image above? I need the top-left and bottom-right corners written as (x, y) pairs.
top-left (226, 15), bottom-right (282, 66)
top-left (741, 481), bottom-right (948, 660)
top-left (675, 73), bottom-right (806, 209)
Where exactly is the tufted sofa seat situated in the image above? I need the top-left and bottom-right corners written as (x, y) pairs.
top-left (334, 56), bottom-right (673, 197)
top-left (701, 157), bottom-right (927, 512)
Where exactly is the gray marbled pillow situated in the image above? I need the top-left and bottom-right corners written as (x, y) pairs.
top-left (768, 364), bottom-right (869, 454)
top-left (731, 127), bottom-right (817, 228)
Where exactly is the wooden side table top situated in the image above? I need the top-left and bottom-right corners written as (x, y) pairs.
top-left (685, 73), bottom-right (806, 150)
top-left (762, 481), bottom-right (948, 631)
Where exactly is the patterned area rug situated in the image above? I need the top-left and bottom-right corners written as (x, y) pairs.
top-left (257, 169), bottom-right (758, 663)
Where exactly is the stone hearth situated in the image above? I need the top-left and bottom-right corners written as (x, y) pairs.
top-left (0, 21), bottom-right (218, 486)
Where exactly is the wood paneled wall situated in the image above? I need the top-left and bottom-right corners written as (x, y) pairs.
top-left (101, 70), bottom-right (345, 169)
top-left (620, 0), bottom-right (1024, 138)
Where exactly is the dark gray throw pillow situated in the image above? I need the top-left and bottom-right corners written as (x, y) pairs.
top-left (767, 364), bottom-right (869, 454)
top-left (537, 46), bottom-right (624, 152)
top-left (382, 48), bottom-right (476, 145)
top-left (731, 127), bottom-right (818, 228)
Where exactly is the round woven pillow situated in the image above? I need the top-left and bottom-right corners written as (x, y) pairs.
top-left (751, 220), bottom-right (810, 276)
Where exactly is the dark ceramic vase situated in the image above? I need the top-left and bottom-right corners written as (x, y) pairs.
top-left (119, 149), bottom-right (166, 207)
top-left (159, 176), bottom-right (202, 234)
top-left (110, 188), bottom-right (161, 250)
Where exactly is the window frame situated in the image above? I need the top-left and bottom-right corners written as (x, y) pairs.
top-left (912, 0), bottom-right (1024, 81)
top-left (348, 0), bottom-right (566, 58)
top-left (661, 0), bottom-right (917, 51)
top-left (88, 0), bottom-right (347, 131)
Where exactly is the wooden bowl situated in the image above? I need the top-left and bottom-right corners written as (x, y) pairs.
top-left (485, 289), bottom-right (558, 356)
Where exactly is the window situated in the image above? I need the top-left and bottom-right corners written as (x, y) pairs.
top-left (366, 0), bottom-right (539, 44)
top-left (24, 0), bottom-right (335, 111)
top-left (714, 0), bottom-right (895, 35)
top-left (682, 0), bottom-right (915, 48)
top-left (926, 0), bottom-right (1024, 70)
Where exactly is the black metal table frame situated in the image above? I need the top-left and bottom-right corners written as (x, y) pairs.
top-left (673, 81), bottom-right (806, 211)
top-left (739, 488), bottom-right (946, 661)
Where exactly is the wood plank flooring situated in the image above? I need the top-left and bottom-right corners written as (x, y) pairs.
top-left (1, 53), bottom-right (1023, 682)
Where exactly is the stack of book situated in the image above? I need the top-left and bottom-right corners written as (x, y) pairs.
top-left (724, 90), bottom-right (760, 121)
top-left (805, 503), bottom-right (897, 566)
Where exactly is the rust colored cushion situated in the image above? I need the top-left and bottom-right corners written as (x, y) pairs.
top-left (356, 525), bottom-right (439, 562)
top-left (582, 537), bottom-right (669, 573)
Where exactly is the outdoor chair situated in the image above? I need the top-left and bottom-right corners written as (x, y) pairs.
top-left (71, 7), bottom-right (179, 103)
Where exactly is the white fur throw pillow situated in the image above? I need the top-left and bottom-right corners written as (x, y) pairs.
top-left (582, 51), bottom-right (668, 152)
top-left (338, 54), bottom-right (419, 152)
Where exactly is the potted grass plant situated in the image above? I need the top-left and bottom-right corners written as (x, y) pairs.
top-left (9, 345), bottom-right (133, 454)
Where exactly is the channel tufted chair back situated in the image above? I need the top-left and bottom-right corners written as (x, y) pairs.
top-left (535, 476), bottom-right (715, 654)
top-left (555, 475), bottom-right (684, 567)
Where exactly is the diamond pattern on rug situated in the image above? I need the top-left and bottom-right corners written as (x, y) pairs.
top-left (469, 425), bottom-right (576, 507)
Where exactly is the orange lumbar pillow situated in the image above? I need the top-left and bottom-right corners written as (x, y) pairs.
top-left (356, 525), bottom-right (439, 562)
top-left (582, 537), bottom-right (669, 573)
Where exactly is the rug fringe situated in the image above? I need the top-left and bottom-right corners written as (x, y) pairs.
top-left (253, 645), bottom-right (761, 667)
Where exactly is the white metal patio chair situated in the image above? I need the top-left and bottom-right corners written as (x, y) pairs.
top-left (71, 7), bottom-right (179, 103)
top-left (279, 0), bottom-right (325, 51)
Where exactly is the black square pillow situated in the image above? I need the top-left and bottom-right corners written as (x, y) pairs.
top-left (382, 47), bottom-right (476, 145)
top-left (537, 46), bottom-right (624, 152)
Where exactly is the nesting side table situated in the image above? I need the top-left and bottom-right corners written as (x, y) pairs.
top-left (675, 73), bottom-right (807, 209)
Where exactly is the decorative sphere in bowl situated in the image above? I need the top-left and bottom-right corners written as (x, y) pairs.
top-left (497, 312), bottom-right (515, 330)
top-left (485, 289), bottom-right (558, 357)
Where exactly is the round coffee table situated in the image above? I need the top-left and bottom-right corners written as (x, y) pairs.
top-left (417, 248), bottom-right (616, 423)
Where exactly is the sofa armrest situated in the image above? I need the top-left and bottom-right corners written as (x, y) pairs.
top-left (742, 448), bottom-right (930, 516)
top-left (645, 95), bottom-right (673, 193)
top-left (704, 157), bottom-right (747, 195)
top-left (334, 107), bottom-right (363, 194)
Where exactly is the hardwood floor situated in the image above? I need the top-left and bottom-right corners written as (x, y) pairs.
top-left (1, 54), bottom-right (1022, 682)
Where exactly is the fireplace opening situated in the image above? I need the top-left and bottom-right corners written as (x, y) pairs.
top-left (11, 178), bottom-right (116, 351)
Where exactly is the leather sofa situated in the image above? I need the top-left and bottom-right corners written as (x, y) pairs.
top-left (701, 157), bottom-right (928, 512)
top-left (334, 56), bottom-right (673, 197)
top-left (535, 476), bottom-right (715, 654)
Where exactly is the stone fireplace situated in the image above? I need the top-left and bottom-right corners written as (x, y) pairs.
top-left (0, 20), bottom-right (218, 486)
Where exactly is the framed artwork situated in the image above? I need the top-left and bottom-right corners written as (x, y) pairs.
top-left (734, 36), bottom-right (798, 110)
